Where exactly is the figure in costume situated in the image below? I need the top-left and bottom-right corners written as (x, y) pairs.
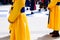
top-left (48, 0), bottom-right (60, 37)
top-left (8, 0), bottom-right (30, 40)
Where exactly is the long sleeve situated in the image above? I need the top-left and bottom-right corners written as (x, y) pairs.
top-left (48, 0), bottom-right (58, 9)
top-left (8, 0), bottom-right (25, 22)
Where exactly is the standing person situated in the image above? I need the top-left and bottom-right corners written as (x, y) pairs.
top-left (30, 0), bottom-right (36, 14)
top-left (1, 0), bottom-right (8, 4)
top-left (25, 0), bottom-right (30, 10)
top-left (39, 0), bottom-right (49, 11)
top-left (25, 0), bottom-right (30, 7)
top-left (39, 0), bottom-right (44, 11)
top-left (44, 0), bottom-right (49, 11)
top-left (48, 0), bottom-right (60, 37)
top-left (8, 0), bottom-right (30, 40)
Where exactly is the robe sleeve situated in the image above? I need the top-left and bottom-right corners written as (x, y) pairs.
top-left (8, 0), bottom-right (25, 23)
top-left (48, 0), bottom-right (58, 9)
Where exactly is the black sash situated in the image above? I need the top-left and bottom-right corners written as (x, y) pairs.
top-left (56, 2), bottom-right (60, 5)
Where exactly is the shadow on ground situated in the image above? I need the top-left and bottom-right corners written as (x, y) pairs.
top-left (37, 34), bottom-right (60, 40)
top-left (0, 36), bottom-right (10, 40)
top-left (0, 34), bottom-right (60, 40)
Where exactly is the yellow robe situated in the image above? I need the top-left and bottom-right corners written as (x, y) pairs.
top-left (8, 0), bottom-right (30, 40)
top-left (48, 0), bottom-right (60, 30)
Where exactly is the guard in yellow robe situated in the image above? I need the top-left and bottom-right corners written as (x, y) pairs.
top-left (8, 0), bottom-right (30, 40)
top-left (48, 0), bottom-right (60, 37)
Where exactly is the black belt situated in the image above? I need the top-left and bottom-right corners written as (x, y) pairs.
top-left (56, 2), bottom-right (60, 5)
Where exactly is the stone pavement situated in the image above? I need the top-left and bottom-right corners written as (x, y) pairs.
top-left (0, 36), bottom-right (9, 40)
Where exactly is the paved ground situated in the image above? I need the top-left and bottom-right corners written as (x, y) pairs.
top-left (0, 36), bottom-right (9, 40)
top-left (37, 35), bottom-right (60, 40)
top-left (0, 35), bottom-right (60, 40)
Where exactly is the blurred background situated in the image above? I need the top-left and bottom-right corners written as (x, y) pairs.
top-left (0, 0), bottom-right (60, 40)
